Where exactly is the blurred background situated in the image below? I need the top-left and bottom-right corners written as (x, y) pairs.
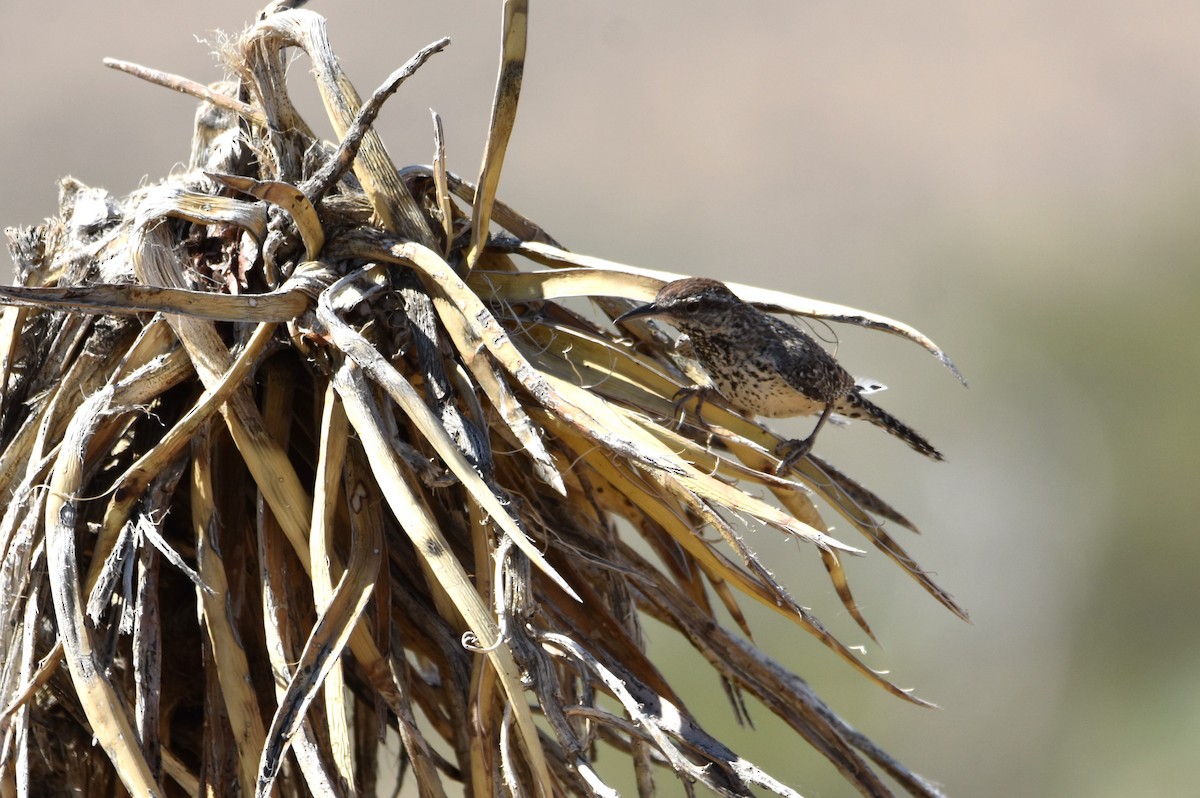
top-left (3, 2), bottom-right (1198, 795)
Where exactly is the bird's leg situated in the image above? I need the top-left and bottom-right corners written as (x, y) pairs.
top-left (775, 402), bottom-right (835, 474)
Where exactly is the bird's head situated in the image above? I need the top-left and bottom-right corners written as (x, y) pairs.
top-left (614, 278), bottom-right (743, 328)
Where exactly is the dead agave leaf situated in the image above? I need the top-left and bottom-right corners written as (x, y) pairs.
top-left (310, 382), bottom-right (355, 791)
top-left (244, 8), bottom-right (436, 245)
top-left (334, 361), bottom-right (555, 798)
top-left (368, 238), bottom-right (689, 476)
top-left (0, 278), bottom-right (311, 322)
top-left (0, 4), bottom-right (962, 796)
top-left (206, 172), bottom-right (325, 259)
top-left (192, 425), bottom-right (267, 797)
top-left (257, 367), bottom-right (353, 797)
top-left (508, 305), bottom-right (966, 622)
top-left (434, 287), bottom-right (567, 495)
top-left (44, 386), bottom-right (165, 798)
top-left (467, 0), bottom-right (529, 270)
top-left (103, 57), bottom-right (267, 127)
top-left (316, 269), bottom-right (577, 600)
top-left (254, 387), bottom-right (382, 797)
top-left (490, 242), bottom-right (967, 383)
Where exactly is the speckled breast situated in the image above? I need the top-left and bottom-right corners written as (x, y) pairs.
top-left (709, 368), bottom-right (827, 418)
top-left (688, 336), bottom-right (818, 418)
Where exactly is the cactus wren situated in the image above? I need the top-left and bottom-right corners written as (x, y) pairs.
top-left (616, 277), bottom-right (943, 469)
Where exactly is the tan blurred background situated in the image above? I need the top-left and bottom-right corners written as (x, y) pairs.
top-left (4, 2), bottom-right (1199, 795)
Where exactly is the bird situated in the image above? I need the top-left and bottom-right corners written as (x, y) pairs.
top-left (615, 277), bottom-right (943, 470)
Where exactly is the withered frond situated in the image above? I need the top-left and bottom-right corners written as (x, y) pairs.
top-left (0, 4), bottom-right (962, 797)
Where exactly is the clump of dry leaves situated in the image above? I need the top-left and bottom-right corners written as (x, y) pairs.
top-left (0, 3), bottom-right (965, 796)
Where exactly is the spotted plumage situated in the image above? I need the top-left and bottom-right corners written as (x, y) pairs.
top-left (616, 277), bottom-right (943, 464)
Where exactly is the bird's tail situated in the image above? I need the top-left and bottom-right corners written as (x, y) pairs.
top-left (838, 390), bottom-right (945, 461)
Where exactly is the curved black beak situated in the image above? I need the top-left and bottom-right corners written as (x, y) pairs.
top-left (614, 302), bottom-right (667, 325)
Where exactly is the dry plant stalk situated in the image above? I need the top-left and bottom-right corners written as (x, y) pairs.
top-left (0, 4), bottom-right (964, 797)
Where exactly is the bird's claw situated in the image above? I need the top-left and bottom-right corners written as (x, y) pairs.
top-left (774, 437), bottom-right (814, 475)
top-left (670, 385), bottom-right (712, 431)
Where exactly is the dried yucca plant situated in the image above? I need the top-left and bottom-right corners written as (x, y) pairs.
top-left (0, 3), bottom-right (965, 797)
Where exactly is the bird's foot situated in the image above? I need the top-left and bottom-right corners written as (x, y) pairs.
top-left (774, 436), bottom-right (815, 475)
top-left (774, 403), bottom-right (834, 474)
top-left (670, 385), bottom-right (713, 431)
